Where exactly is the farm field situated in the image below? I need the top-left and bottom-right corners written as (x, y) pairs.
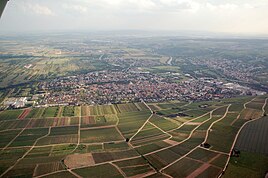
top-left (0, 97), bottom-right (267, 177)
top-left (26, 108), bottom-right (45, 119)
top-left (0, 109), bottom-right (22, 120)
top-left (42, 107), bottom-right (59, 118)
top-left (223, 151), bottom-right (268, 178)
top-left (235, 116), bottom-right (268, 154)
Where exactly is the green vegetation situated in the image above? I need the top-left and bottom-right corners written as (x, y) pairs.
top-left (10, 128), bottom-right (49, 147)
top-left (92, 149), bottom-right (139, 163)
top-left (73, 163), bottom-right (123, 178)
top-left (0, 96), bottom-right (266, 177)
top-left (0, 129), bottom-right (22, 148)
top-left (117, 103), bottom-right (139, 113)
top-left (224, 151), bottom-right (268, 178)
top-left (235, 116), bottom-right (268, 154)
top-left (0, 110), bottom-right (22, 120)
top-left (81, 127), bottom-right (123, 143)
top-left (26, 108), bottom-right (45, 119)
top-left (62, 106), bottom-right (75, 117)
top-left (117, 111), bottom-right (151, 138)
top-left (163, 157), bottom-right (203, 177)
top-left (42, 107), bottom-right (59, 117)
top-left (50, 126), bottom-right (78, 136)
top-left (89, 105), bottom-right (117, 115)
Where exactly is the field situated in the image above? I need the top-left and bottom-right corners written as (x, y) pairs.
top-left (42, 107), bottom-right (59, 118)
top-left (117, 111), bottom-right (151, 138)
top-left (0, 96), bottom-right (267, 177)
top-left (0, 110), bottom-right (22, 120)
top-left (73, 163), bottom-right (123, 178)
top-left (235, 116), bottom-right (268, 154)
top-left (223, 151), bottom-right (268, 178)
top-left (62, 106), bottom-right (75, 117)
top-left (26, 108), bottom-right (45, 119)
top-left (89, 105), bottom-right (118, 115)
top-left (80, 127), bottom-right (124, 143)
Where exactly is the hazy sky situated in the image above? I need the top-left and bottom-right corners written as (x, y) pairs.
top-left (1, 0), bottom-right (268, 35)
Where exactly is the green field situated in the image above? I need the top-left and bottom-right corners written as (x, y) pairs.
top-left (224, 151), bottom-right (268, 178)
top-left (73, 163), bottom-right (123, 178)
top-left (81, 127), bottom-right (124, 143)
top-left (42, 107), bottom-right (59, 118)
top-left (62, 106), bottom-right (75, 117)
top-left (0, 110), bottom-right (22, 120)
top-left (0, 97), bottom-right (266, 177)
top-left (26, 108), bottom-right (45, 119)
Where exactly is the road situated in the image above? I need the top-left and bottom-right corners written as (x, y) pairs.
top-left (167, 56), bottom-right (173, 65)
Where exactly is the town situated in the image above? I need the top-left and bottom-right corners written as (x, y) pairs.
top-left (39, 70), bottom-right (263, 106)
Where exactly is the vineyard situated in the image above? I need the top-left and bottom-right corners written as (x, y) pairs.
top-left (0, 96), bottom-right (267, 178)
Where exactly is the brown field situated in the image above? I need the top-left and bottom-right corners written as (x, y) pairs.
top-left (246, 102), bottom-right (264, 110)
top-left (239, 108), bottom-right (263, 120)
top-left (81, 116), bottom-right (95, 125)
top-left (163, 139), bottom-right (179, 146)
top-left (81, 106), bottom-right (90, 116)
top-left (18, 108), bottom-right (31, 120)
top-left (56, 106), bottom-right (64, 117)
top-left (194, 165), bottom-right (222, 178)
top-left (64, 153), bottom-right (95, 169)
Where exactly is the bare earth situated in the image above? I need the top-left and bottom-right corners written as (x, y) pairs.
top-left (64, 153), bottom-right (95, 169)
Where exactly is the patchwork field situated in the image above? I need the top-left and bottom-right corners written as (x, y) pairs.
top-left (235, 116), bottom-right (268, 154)
top-left (0, 96), bottom-right (267, 178)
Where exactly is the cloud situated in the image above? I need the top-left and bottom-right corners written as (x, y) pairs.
top-left (0, 0), bottom-right (268, 35)
top-left (63, 4), bottom-right (88, 13)
top-left (24, 3), bottom-right (55, 16)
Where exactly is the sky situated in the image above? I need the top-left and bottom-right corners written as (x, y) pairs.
top-left (0, 0), bottom-right (268, 35)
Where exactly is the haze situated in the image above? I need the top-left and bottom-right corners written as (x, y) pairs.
top-left (0, 0), bottom-right (268, 35)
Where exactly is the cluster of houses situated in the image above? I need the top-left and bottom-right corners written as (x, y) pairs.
top-left (38, 70), bottom-right (261, 105)
top-left (192, 58), bottom-right (258, 84)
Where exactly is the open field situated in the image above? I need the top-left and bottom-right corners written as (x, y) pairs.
top-left (235, 116), bottom-right (268, 154)
top-left (27, 117), bottom-right (79, 128)
top-left (117, 111), bottom-right (151, 138)
top-left (239, 108), bottom-right (263, 120)
top-left (62, 106), bottom-right (75, 117)
top-left (223, 151), bottom-right (268, 178)
top-left (89, 105), bottom-right (118, 115)
top-left (10, 128), bottom-right (49, 147)
top-left (43, 107), bottom-right (59, 118)
top-left (0, 119), bottom-right (30, 130)
top-left (0, 97), bottom-right (266, 177)
top-left (116, 103), bottom-right (139, 113)
top-left (131, 122), bottom-right (170, 146)
top-left (80, 127), bottom-right (124, 143)
top-left (18, 108), bottom-right (31, 120)
top-left (73, 163), bottom-right (123, 177)
top-left (0, 110), bottom-right (22, 120)
top-left (0, 129), bottom-right (22, 148)
top-left (92, 149), bottom-right (139, 164)
top-left (26, 108), bottom-right (45, 119)
top-left (206, 112), bottom-right (240, 153)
